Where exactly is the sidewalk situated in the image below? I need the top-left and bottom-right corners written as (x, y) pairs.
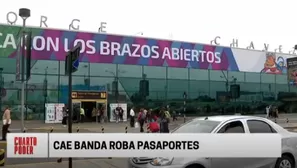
top-left (5, 114), bottom-right (297, 132)
top-left (7, 117), bottom-right (190, 131)
top-left (5, 158), bottom-right (128, 168)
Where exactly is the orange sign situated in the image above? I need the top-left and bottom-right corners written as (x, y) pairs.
top-left (71, 91), bottom-right (107, 99)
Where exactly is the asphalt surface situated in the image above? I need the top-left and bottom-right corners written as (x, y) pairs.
top-left (3, 114), bottom-right (297, 166)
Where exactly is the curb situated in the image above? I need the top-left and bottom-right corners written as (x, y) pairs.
top-left (5, 158), bottom-right (113, 167)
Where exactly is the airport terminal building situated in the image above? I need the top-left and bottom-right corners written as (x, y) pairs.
top-left (0, 24), bottom-right (296, 119)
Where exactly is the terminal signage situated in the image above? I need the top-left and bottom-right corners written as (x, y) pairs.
top-left (0, 24), bottom-right (296, 73)
top-left (71, 91), bottom-right (107, 99)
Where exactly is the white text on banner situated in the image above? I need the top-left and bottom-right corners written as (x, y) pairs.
top-left (48, 133), bottom-right (281, 158)
top-left (7, 133), bottom-right (48, 158)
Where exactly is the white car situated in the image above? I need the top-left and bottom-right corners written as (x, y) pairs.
top-left (128, 115), bottom-right (297, 168)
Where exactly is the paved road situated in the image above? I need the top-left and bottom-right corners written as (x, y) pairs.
top-left (3, 113), bottom-right (297, 166)
top-left (5, 158), bottom-right (128, 168)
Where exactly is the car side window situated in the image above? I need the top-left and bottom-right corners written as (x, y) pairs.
top-left (217, 121), bottom-right (245, 133)
top-left (247, 120), bottom-right (276, 133)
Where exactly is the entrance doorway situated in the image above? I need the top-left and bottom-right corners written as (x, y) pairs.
top-left (81, 101), bottom-right (96, 122)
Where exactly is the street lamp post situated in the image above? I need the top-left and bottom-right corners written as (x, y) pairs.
top-left (183, 92), bottom-right (187, 123)
top-left (19, 8), bottom-right (30, 132)
top-left (0, 68), bottom-right (3, 112)
top-left (105, 69), bottom-right (125, 103)
top-left (43, 67), bottom-right (48, 120)
top-left (220, 71), bottom-right (239, 114)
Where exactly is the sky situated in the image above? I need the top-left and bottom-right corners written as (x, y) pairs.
top-left (0, 0), bottom-right (296, 53)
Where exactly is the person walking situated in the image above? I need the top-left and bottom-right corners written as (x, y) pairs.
top-left (265, 106), bottom-right (270, 118)
top-left (62, 106), bottom-right (68, 127)
top-left (80, 107), bottom-right (85, 123)
top-left (129, 107), bottom-right (135, 127)
top-left (2, 106), bottom-right (11, 141)
top-left (172, 110), bottom-right (177, 121)
top-left (160, 107), bottom-right (170, 133)
top-left (137, 108), bottom-right (146, 132)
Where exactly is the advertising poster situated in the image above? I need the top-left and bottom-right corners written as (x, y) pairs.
top-left (45, 103), bottom-right (64, 123)
top-left (109, 103), bottom-right (127, 122)
top-left (260, 52), bottom-right (288, 75)
top-left (287, 57), bottom-right (297, 86)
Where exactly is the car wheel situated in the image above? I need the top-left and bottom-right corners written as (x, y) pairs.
top-left (275, 155), bottom-right (294, 168)
top-left (186, 164), bottom-right (204, 168)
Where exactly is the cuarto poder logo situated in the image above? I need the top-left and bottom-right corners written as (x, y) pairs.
top-left (14, 136), bottom-right (37, 155)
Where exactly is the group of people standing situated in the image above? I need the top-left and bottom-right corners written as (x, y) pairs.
top-left (92, 106), bottom-right (105, 123)
top-left (113, 106), bottom-right (125, 123)
top-left (129, 107), bottom-right (171, 133)
top-left (62, 105), bottom-right (106, 127)
top-left (265, 105), bottom-right (279, 118)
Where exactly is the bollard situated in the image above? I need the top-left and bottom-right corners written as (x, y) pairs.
top-left (125, 126), bottom-right (128, 133)
top-left (101, 126), bottom-right (104, 133)
top-left (183, 114), bottom-right (186, 123)
top-left (76, 127), bottom-right (79, 132)
top-left (50, 127), bottom-right (53, 133)
top-left (57, 158), bottom-right (62, 163)
top-left (146, 124), bottom-right (150, 133)
top-left (0, 149), bottom-right (5, 166)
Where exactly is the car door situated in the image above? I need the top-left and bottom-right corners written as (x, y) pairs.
top-left (243, 119), bottom-right (277, 168)
top-left (211, 120), bottom-right (247, 168)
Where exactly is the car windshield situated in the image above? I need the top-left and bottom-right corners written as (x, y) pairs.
top-left (172, 119), bottom-right (220, 133)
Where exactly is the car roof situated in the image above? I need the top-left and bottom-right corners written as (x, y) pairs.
top-left (194, 115), bottom-right (264, 122)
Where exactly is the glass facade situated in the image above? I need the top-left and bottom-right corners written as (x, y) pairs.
top-left (0, 57), bottom-right (296, 120)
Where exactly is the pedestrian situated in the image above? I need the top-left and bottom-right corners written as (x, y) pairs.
top-left (92, 107), bottom-right (97, 122)
top-left (172, 110), bottom-right (177, 121)
top-left (147, 109), bottom-right (159, 133)
top-left (160, 107), bottom-right (170, 133)
top-left (95, 107), bottom-right (100, 123)
top-left (62, 106), bottom-right (68, 127)
top-left (269, 105), bottom-right (273, 118)
top-left (129, 107), bottom-right (135, 127)
top-left (100, 106), bottom-right (105, 123)
top-left (80, 107), bottom-right (85, 123)
top-left (137, 108), bottom-right (146, 132)
top-left (114, 107), bottom-right (120, 123)
top-left (265, 106), bottom-right (270, 118)
top-left (119, 107), bottom-right (124, 122)
top-left (2, 106), bottom-right (11, 141)
top-left (275, 107), bottom-right (278, 118)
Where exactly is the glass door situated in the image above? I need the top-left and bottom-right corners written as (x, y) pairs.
top-left (72, 101), bottom-right (81, 121)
